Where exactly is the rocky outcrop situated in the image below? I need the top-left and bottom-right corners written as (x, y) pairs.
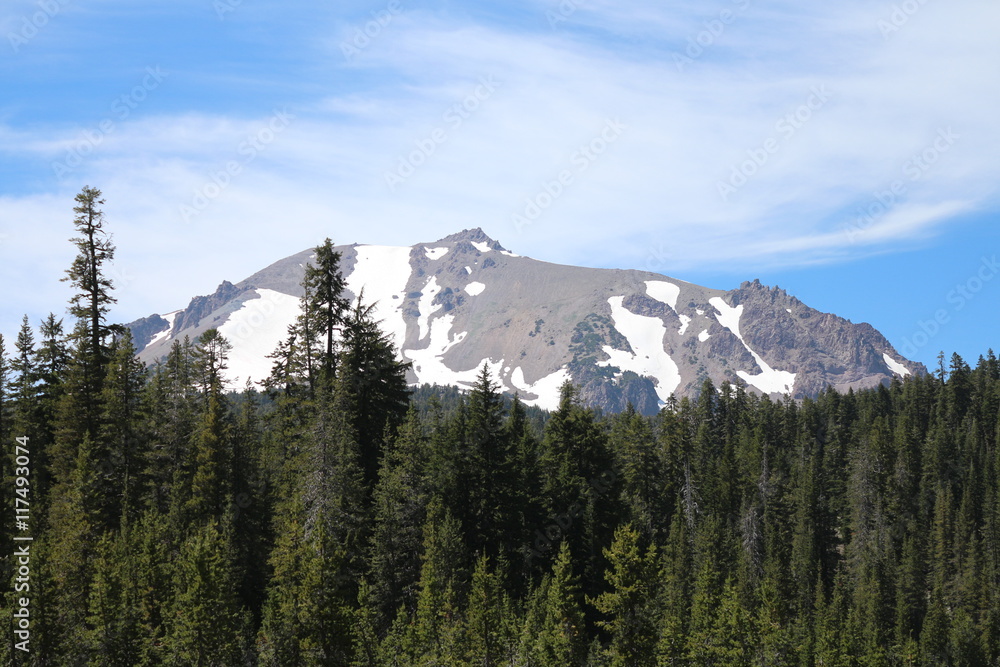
top-left (127, 313), bottom-right (169, 351)
top-left (172, 281), bottom-right (254, 332)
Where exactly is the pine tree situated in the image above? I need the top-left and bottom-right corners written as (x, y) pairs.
top-left (537, 383), bottom-right (619, 599)
top-left (302, 375), bottom-right (369, 590)
top-left (35, 455), bottom-right (97, 664)
top-left (402, 498), bottom-right (466, 663)
top-left (339, 295), bottom-right (411, 488)
top-left (97, 331), bottom-right (147, 528)
top-left (301, 238), bottom-right (349, 391)
top-left (369, 408), bottom-right (429, 630)
top-left (590, 524), bottom-right (660, 666)
top-left (87, 531), bottom-right (142, 665)
top-left (33, 313), bottom-right (69, 500)
top-left (460, 363), bottom-right (514, 562)
top-left (534, 541), bottom-right (588, 665)
top-left (610, 405), bottom-right (666, 541)
top-left (142, 338), bottom-right (198, 514)
top-left (183, 329), bottom-right (233, 524)
top-left (10, 316), bottom-right (39, 437)
top-left (656, 510), bottom-right (692, 665)
top-left (56, 186), bottom-right (118, 453)
top-left (463, 555), bottom-right (516, 665)
top-left (230, 383), bottom-right (272, 626)
top-left (167, 520), bottom-right (248, 665)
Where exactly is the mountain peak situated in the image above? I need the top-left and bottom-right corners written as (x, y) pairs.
top-left (433, 228), bottom-right (506, 251)
top-left (130, 235), bottom-right (926, 413)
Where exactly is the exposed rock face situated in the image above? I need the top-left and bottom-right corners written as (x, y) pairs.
top-left (128, 229), bottom-right (925, 414)
top-left (172, 281), bottom-right (254, 332)
top-left (127, 313), bottom-right (170, 351)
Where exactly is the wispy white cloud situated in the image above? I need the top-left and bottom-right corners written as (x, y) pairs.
top-left (1, 0), bottom-right (998, 340)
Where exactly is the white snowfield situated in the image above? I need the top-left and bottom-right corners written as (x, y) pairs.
top-left (645, 280), bottom-right (680, 311)
top-left (599, 296), bottom-right (682, 405)
top-left (883, 353), bottom-right (911, 377)
top-left (403, 314), bottom-right (516, 394)
top-left (465, 281), bottom-right (486, 296)
top-left (709, 297), bottom-right (796, 395)
top-left (417, 276), bottom-right (443, 340)
top-left (678, 315), bottom-right (692, 336)
top-left (346, 245), bottom-right (412, 349)
top-left (471, 241), bottom-right (491, 253)
top-left (511, 366), bottom-right (572, 412)
top-left (218, 289), bottom-right (301, 390)
top-left (424, 246), bottom-right (449, 260)
top-left (698, 329), bottom-right (711, 342)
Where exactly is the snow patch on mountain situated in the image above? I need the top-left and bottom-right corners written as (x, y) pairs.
top-left (645, 280), bottom-right (680, 311)
top-left (883, 353), bottom-right (911, 377)
top-left (465, 266), bottom-right (472, 274)
top-left (346, 245), bottom-right (412, 348)
top-left (403, 315), bottom-right (507, 389)
top-left (217, 289), bottom-right (301, 390)
top-left (709, 297), bottom-right (796, 395)
top-left (698, 330), bottom-right (711, 342)
top-left (499, 250), bottom-right (520, 257)
top-left (678, 315), bottom-right (692, 336)
top-left (424, 246), bottom-right (449, 260)
top-left (598, 296), bottom-right (681, 404)
top-left (511, 366), bottom-right (572, 412)
top-left (417, 276), bottom-right (443, 340)
top-left (472, 241), bottom-right (491, 253)
top-left (466, 281), bottom-right (486, 296)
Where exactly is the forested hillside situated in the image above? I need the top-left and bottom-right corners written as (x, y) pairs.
top-left (2, 189), bottom-right (999, 665)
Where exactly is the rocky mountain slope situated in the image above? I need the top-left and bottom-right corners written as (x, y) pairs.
top-left (129, 229), bottom-right (924, 414)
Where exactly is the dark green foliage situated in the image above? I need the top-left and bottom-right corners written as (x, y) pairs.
top-left (13, 188), bottom-right (1000, 664)
top-left (339, 297), bottom-right (411, 488)
top-left (302, 237), bottom-right (350, 391)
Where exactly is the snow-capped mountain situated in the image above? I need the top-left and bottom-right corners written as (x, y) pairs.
top-left (128, 229), bottom-right (924, 414)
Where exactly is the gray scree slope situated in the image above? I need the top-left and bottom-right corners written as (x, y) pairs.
top-left (129, 228), bottom-right (924, 414)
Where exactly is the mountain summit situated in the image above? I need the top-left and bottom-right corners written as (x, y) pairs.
top-left (129, 231), bottom-right (924, 413)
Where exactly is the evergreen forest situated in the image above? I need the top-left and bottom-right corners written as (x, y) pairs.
top-left (2, 187), bottom-right (1000, 665)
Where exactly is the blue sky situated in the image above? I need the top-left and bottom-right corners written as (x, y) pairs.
top-left (1, 0), bottom-right (997, 370)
